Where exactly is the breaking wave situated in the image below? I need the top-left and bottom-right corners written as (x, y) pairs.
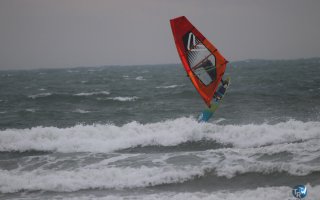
top-left (105, 96), bottom-right (139, 102)
top-left (135, 76), bottom-right (145, 81)
top-left (73, 109), bottom-right (91, 113)
top-left (28, 93), bottom-right (52, 99)
top-left (0, 118), bottom-right (319, 193)
top-left (76, 186), bottom-right (320, 200)
top-left (0, 118), bottom-right (319, 153)
top-left (31, 185), bottom-right (320, 200)
top-left (0, 165), bottom-right (202, 193)
top-left (156, 85), bottom-right (184, 89)
top-left (0, 152), bottom-right (319, 193)
top-left (73, 91), bottom-right (110, 96)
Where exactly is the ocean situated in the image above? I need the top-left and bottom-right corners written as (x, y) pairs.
top-left (0, 58), bottom-right (320, 200)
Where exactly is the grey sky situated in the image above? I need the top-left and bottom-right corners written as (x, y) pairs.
top-left (1, 0), bottom-right (320, 69)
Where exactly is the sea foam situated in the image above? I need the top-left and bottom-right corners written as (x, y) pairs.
top-left (1, 118), bottom-right (320, 193)
top-left (156, 85), bottom-right (183, 89)
top-left (0, 160), bottom-right (319, 193)
top-left (0, 165), bottom-right (204, 193)
top-left (28, 93), bottom-right (52, 99)
top-left (48, 185), bottom-right (320, 200)
top-left (73, 91), bottom-right (110, 96)
top-left (0, 118), bottom-right (319, 153)
top-left (106, 96), bottom-right (138, 102)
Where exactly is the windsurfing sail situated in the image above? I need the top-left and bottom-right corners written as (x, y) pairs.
top-left (170, 16), bottom-right (228, 107)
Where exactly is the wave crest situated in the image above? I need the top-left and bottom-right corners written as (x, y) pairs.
top-left (73, 91), bottom-right (110, 96)
top-left (0, 118), bottom-right (319, 153)
top-left (28, 93), bottom-right (52, 99)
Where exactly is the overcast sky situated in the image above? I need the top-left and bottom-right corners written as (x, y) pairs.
top-left (1, 0), bottom-right (320, 69)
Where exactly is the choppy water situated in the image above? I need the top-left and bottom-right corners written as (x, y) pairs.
top-left (0, 58), bottom-right (320, 199)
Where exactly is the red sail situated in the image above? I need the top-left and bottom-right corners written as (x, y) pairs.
top-left (170, 16), bottom-right (228, 107)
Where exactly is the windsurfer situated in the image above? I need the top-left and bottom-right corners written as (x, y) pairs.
top-left (170, 16), bottom-right (229, 122)
top-left (214, 78), bottom-right (229, 100)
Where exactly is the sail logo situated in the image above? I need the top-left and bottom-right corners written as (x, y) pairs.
top-left (187, 32), bottom-right (206, 52)
top-left (292, 185), bottom-right (307, 199)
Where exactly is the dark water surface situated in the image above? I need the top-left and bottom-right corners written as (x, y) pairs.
top-left (0, 58), bottom-right (320, 199)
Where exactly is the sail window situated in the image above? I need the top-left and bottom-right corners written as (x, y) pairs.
top-left (183, 32), bottom-right (217, 85)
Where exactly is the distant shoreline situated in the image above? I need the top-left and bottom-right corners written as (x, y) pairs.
top-left (0, 57), bottom-right (319, 72)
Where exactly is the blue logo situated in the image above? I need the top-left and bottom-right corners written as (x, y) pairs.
top-left (292, 185), bottom-right (307, 199)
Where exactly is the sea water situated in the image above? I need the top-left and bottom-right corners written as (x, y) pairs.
top-left (0, 58), bottom-right (320, 199)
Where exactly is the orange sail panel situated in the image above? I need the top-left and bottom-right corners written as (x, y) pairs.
top-left (170, 16), bottom-right (228, 107)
